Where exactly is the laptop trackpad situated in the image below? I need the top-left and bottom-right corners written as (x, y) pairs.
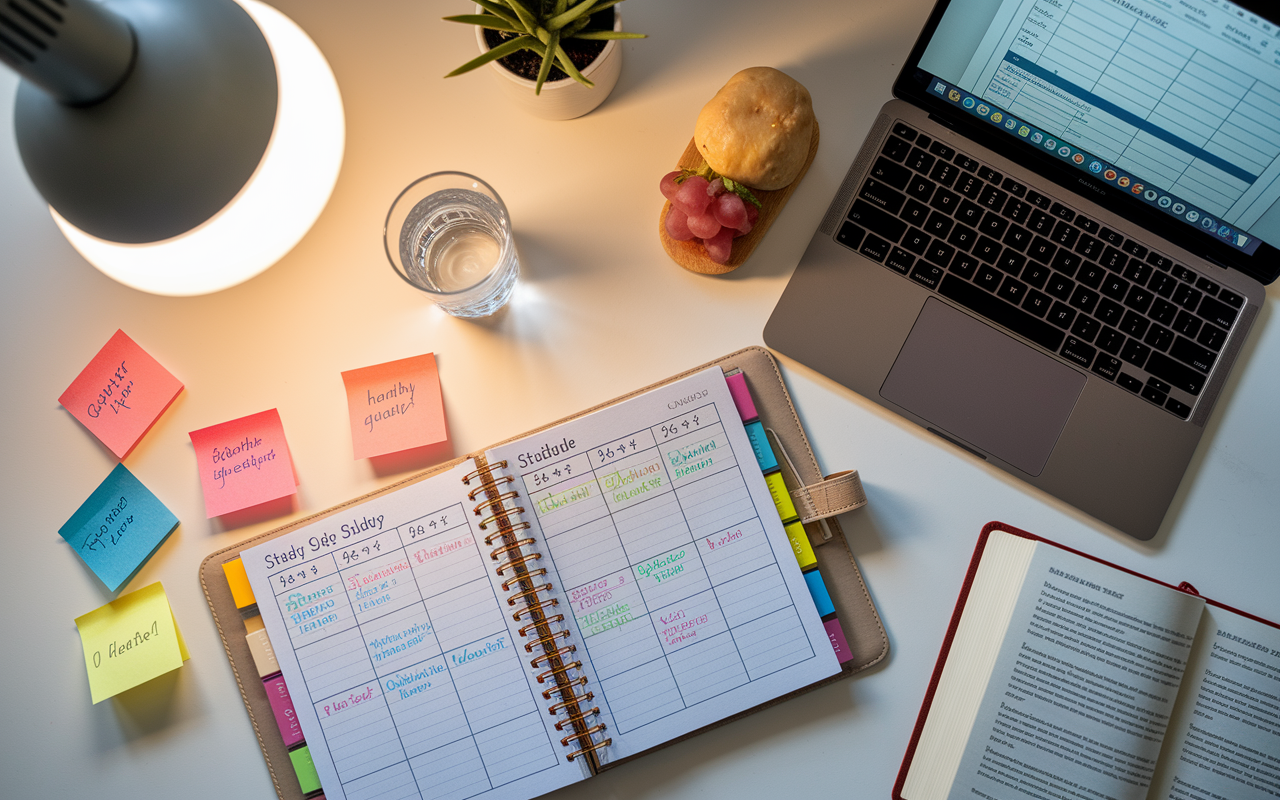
top-left (880, 298), bottom-right (1085, 476)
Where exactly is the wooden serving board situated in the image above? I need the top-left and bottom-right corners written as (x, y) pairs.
top-left (659, 122), bottom-right (820, 275)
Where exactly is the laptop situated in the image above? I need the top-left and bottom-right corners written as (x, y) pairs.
top-left (765, 0), bottom-right (1280, 540)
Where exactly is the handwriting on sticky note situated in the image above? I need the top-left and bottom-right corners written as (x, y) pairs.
top-left (74, 582), bottom-right (189, 704)
top-left (59, 329), bottom-right (184, 459)
top-left (341, 353), bottom-right (446, 459)
top-left (189, 410), bottom-right (297, 517)
top-left (59, 464), bottom-right (180, 593)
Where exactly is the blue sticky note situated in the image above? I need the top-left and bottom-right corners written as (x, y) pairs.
top-left (745, 421), bottom-right (778, 473)
top-left (59, 464), bottom-right (179, 593)
top-left (804, 569), bottom-right (836, 618)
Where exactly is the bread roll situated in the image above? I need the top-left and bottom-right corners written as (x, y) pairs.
top-left (694, 67), bottom-right (814, 191)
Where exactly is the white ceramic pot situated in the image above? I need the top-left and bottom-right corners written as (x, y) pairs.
top-left (474, 10), bottom-right (623, 120)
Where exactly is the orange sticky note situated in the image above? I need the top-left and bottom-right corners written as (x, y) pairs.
top-left (340, 353), bottom-right (446, 459)
top-left (188, 410), bottom-right (297, 517)
top-left (59, 329), bottom-right (184, 459)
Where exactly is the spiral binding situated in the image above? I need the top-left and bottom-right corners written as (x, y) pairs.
top-left (467, 457), bottom-right (609, 767)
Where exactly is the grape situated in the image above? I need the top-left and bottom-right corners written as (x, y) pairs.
top-left (660, 171), bottom-right (681, 201)
top-left (665, 207), bottom-right (695, 241)
top-left (707, 177), bottom-right (726, 197)
top-left (735, 203), bottom-right (760, 237)
top-left (686, 211), bottom-right (721, 239)
top-left (704, 226), bottom-right (735, 264)
top-left (672, 175), bottom-right (712, 216)
top-left (712, 192), bottom-right (747, 230)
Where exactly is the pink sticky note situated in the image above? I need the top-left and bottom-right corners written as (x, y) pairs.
top-left (59, 330), bottom-right (184, 459)
top-left (340, 353), bottom-right (447, 460)
top-left (188, 410), bottom-right (297, 518)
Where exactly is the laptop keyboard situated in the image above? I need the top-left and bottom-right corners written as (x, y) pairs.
top-left (836, 120), bottom-right (1245, 421)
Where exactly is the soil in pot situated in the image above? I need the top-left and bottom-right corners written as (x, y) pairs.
top-left (483, 9), bottom-right (614, 82)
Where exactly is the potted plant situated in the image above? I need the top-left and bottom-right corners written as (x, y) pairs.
top-left (445, 1), bottom-right (644, 120)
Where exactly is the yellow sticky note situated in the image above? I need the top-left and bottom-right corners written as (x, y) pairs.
top-left (785, 520), bottom-right (817, 570)
top-left (765, 472), bottom-right (798, 522)
top-left (221, 558), bottom-right (257, 609)
top-left (74, 582), bottom-right (189, 704)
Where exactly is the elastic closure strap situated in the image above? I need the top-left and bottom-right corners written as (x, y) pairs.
top-left (789, 469), bottom-right (867, 524)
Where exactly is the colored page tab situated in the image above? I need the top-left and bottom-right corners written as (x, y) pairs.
top-left (340, 353), bottom-right (446, 459)
top-left (290, 746), bottom-right (323, 795)
top-left (221, 558), bottom-right (257, 609)
top-left (59, 329), bottom-right (184, 459)
top-left (804, 569), bottom-right (836, 618)
top-left (59, 463), bottom-right (180, 593)
top-left (189, 410), bottom-right (297, 517)
top-left (764, 471), bottom-right (798, 522)
top-left (745, 421), bottom-right (778, 472)
top-left (724, 370), bottom-right (758, 422)
top-left (824, 617), bottom-right (853, 663)
top-left (246, 627), bottom-right (280, 678)
top-left (74, 582), bottom-right (190, 704)
top-left (784, 520), bottom-right (817, 570)
top-left (264, 673), bottom-right (305, 747)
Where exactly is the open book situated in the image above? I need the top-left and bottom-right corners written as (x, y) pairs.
top-left (236, 364), bottom-right (846, 800)
top-left (896, 522), bottom-right (1280, 800)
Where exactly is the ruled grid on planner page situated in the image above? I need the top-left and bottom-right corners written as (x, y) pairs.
top-left (485, 367), bottom-right (841, 765)
top-left (241, 460), bottom-right (590, 800)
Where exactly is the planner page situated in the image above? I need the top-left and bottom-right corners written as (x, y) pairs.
top-left (241, 461), bottom-right (590, 800)
top-left (485, 367), bottom-right (841, 764)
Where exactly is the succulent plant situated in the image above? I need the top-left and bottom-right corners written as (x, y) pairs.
top-left (445, 1), bottom-right (645, 94)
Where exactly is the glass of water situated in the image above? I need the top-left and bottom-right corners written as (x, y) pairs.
top-left (383, 172), bottom-right (519, 317)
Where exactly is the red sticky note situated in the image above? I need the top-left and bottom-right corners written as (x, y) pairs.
top-left (188, 410), bottom-right (297, 517)
top-left (59, 330), bottom-right (184, 459)
top-left (340, 353), bottom-right (446, 459)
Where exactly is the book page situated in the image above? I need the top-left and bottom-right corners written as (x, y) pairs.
top-left (484, 367), bottom-right (841, 764)
top-left (1150, 605), bottom-right (1280, 800)
top-left (945, 536), bottom-right (1205, 800)
top-left (241, 461), bottom-right (589, 800)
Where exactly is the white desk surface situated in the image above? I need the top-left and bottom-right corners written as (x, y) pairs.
top-left (2, 1), bottom-right (1278, 797)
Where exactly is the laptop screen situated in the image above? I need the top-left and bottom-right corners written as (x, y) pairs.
top-left (899, 0), bottom-right (1280, 280)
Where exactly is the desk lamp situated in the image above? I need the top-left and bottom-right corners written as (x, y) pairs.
top-left (1, 0), bottom-right (344, 295)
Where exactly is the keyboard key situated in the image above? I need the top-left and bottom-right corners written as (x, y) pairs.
top-left (978, 184), bottom-right (1009, 211)
top-left (1060, 336), bottom-right (1095, 368)
top-left (1147, 376), bottom-right (1172, 394)
top-left (1001, 177), bottom-right (1027, 197)
top-left (956, 155), bottom-right (980, 172)
top-left (1171, 336), bottom-right (1216, 373)
top-left (1052, 250), bottom-right (1083, 277)
top-left (1092, 355), bottom-right (1121, 380)
top-left (1141, 383), bottom-right (1168, 405)
top-left (1023, 289), bottom-right (1052, 317)
top-left (859, 178), bottom-right (907, 214)
top-left (978, 166), bottom-right (1002, 184)
top-left (1076, 215), bottom-right (1099, 234)
top-left (1194, 276), bottom-right (1219, 296)
top-left (1077, 262), bottom-right (1106, 288)
top-left (929, 141), bottom-right (956, 160)
top-left (870, 158), bottom-right (912, 189)
top-left (860, 233), bottom-right (891, 262)
top-left (1121, 338), bottom-right (1151, 368)
top-left (1002, 224), bottom-right (1033, 252)
top-left (892, 122), bottom-right (917, 140)
top-left (1075, 234), bottom-right (1104, 260)
top-left (973, 235), bottom-right (1003, 263)
top-left (1050, 202), bottom-right (1075, 222)
top-left (1124, 285), bottom-right (1153, 315)
top-left (930, 187), bottom-right (962, 215)
top-left (1097, 298), bottom-right (1125, 326)
top-left (910, 262), bottom-right (945, 289)
top-left (1151, 298), bottom-right (1178, 325)
top-left (949, 252), bottom-right (979, 279)
top-left (902, 228), bottom-right (931, 255)
top-left (1046, 273), bottom-right (1075, 301)
top-left (947, 224), bottom-right (978, 251)
top-left (938, 275), bottom-right (1065, 351)
top-left (916, 134), bottom-right (933, 149)
top-left (1071, 315), bottom-right (1101, 342)
top-left (1197, 323), bottom-right (1226, 352)
top-left (1149, 272), bottom-right (1176, 298)
top-left (1101, 246), bottom-right (1127, 270)
top-left (956, 172), bottom-right (983, 198)
top-left (903, 198), bottom-right (931, 227)
top-left (907, 174), bottom-right (936, 202)
top-left (1027, 189), bottom-right (1052, 209)
top-left (1146, 351), bottom-right (1206, 395)
top-left (1051, 220), bottom-right (1080, 248)
top-left (1145, 324), bottom-right (1174, 351)
top-left (1028, 237), bottom-right (1057, 264)
top-left (1027, 209), bottom-right (1055, 234)
top-left (1118, 372), bottom-right (1144, 393)
top-left (956, 199), bottom-right (984, 226)
top-left (979, 212), bottom-right (1009, 238)
top-left (1047, 302), bottom-right (1076, 329)
top-left (1120, 310), bottom-right (1149, 338)
top-left (1006, 199), bottom-right (1032, 223)
top-left (930, 160), bottom-right (960, 187)
top-left (1099, 227), bottom-right (1124, 246)
top-left (924, 211), bottom-right (953, 238)
top-left (1172, 282), bottom-right (1202, 310)
top-left (1218, 289), bottom-right (1244, 309)
top-left (836, 221), bottom-right (865, 250)
top-left (1122, 259), bottom-right (1153, 286)
top-left (1022, 262), bottom-right (1051, 289)
top-left (885, 246), bottom-right (914, 273)
top-left (926, 240), bottom-right (956, 268)
top-left (906, 147), bottom-right (936, 173)
top-left (997, 251), bottom-right (1027, 275)
top-left (1172, 310), bottom-right (1201, 338)
top-left (1096, 326), bottom-right (1124, 354)
top-left (1172, 265), bottom-right (1196, 282)
top-left (1121, 240), bottom-right (1148, 258)
top-left (1196, 295), bottom-right (1238, 329)
top-left (848, 200), bottom-right (908, 242)
top-left (975, 263), bottom-right (1004, 291)
top-left (1100, 273), bottom-right (1130, 301)
top-left (1069, 284), bottom-right (1099, 314)
top-left (1166, 397), bottom-right (1192, 419)
top-left (881, 135), bottom-right (912, 162)
top-left (998, 276), bottom-right (1029, 304)
top-left (1147, 252), bottom-right (1173, 270)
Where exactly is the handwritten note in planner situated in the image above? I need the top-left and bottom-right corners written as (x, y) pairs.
top-left (340, 353), bottom-right (447, 459)
top-left (59, 329), bottom-right (184, 458)
top-left (484, 367), bottom-right (841, 763)
top-left (239, 461), bottom-right (590, 800)
top-left (188, 409), bottom-right (297, 517)
top-left (75, 582), bottom-right (189, 704)
top-left (59, 463), bottom-right (179, 592)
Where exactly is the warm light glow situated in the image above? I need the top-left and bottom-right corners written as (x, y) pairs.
top-left (52, 0), bottom-right (345, 296)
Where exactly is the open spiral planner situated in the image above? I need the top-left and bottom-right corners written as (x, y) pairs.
top-left (201, 348), bottom-right (887, 800)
